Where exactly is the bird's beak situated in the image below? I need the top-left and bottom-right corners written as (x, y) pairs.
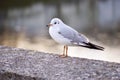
top-left (46, 24), bottom-right (53, 27)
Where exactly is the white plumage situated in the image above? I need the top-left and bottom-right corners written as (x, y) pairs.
top-left (47, 18), bottom-right (104, 57)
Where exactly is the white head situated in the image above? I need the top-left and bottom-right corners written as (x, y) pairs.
top-left (47, 18), bottom-right (64, 27)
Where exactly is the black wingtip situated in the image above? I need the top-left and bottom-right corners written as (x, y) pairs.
top-left (81, 42), bottom-right (105, 51)
top-left (89, 42), bottom-right (105, 51)
top-left (96, 46), bottom-right (104, 51)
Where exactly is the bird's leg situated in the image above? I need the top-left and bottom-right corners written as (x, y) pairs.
top-left (59, 45), bottom-right (68, 58)
top-left (60, 46), bottom-right (66, 57)
top-left (63, 45), bottom-right (66, 56)
top-left (65, 46), bottom-right (68, 57)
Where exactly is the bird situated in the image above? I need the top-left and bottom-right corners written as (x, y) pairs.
top-left (47, 18), bottom-right (104, 57)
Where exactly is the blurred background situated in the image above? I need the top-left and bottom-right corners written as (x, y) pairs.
top-left (0, 0), bottom-right (120, 63)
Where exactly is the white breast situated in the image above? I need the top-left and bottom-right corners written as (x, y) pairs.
top-left (49, 27), bottom-right (71, 45)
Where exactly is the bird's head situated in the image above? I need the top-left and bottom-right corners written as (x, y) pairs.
top-left (46, 18), bottom-right (64, 27)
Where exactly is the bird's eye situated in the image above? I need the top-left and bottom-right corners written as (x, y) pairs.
top-left (54, 22), bottom-right (57, 24)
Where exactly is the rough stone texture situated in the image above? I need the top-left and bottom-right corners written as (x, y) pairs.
top-left (0, 46), bottom-right (120, 80)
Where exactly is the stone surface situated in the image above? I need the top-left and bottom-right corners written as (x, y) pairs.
top-left (0, 46), bottom-right (120, 80)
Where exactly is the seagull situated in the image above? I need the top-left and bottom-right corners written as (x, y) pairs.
top-left (47, 18), bottom-right (104, 57)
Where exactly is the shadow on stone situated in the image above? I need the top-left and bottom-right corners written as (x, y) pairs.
top-left (0, 71), bottom-right (47, 80)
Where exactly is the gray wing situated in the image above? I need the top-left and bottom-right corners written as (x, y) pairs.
top-left (59, 25), bottom-right (89, 45)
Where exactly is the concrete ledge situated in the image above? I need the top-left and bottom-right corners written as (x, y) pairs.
top-left (0, 46), bottom-right (120, 80)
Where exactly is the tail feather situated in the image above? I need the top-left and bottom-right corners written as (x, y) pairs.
top-left (81, 42), bottom-right (104, 51)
